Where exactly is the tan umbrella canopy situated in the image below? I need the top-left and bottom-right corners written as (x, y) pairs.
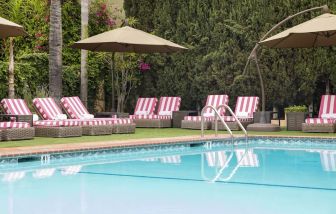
top-left (259, 13), bottom-right (336, 48)
top-left (0, 16), bottom-right (27, 38)
top-left (72, 26), bottom-right (187, 53)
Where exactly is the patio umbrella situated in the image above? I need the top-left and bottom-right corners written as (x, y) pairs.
top-left (0, 16), bottom-right (27, 38)
top-left (71, 26), bottom-right (187, 53)
top-left (72, 25), bottom-right (187, 111)
top-left (259, 13), bottom-right (336, 48)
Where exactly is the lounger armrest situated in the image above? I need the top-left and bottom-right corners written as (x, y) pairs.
top-left (0, 114), bottom-right (19, 122)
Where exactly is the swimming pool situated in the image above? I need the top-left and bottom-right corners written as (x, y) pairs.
top-left (0, 137), bottom-right (335, 214)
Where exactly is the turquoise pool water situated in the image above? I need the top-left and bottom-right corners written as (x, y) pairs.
top-left (0, 137), bottom-right (335, 214)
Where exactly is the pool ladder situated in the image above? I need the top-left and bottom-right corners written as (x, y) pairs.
top-left (201, 104), bottom-right (248, 142)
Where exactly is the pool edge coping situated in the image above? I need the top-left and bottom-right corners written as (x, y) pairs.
top-left (0, 134), bottom-right (335, 158)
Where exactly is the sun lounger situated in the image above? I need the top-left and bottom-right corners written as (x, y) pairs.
top-left (0, 121), bottom-right (34, 141)
top-left (130, 97), bottom-right (181, 128)
top-left (181, 95), bottom-right (229, 129)
top-left (212, 96), bottom-right (259, 130)
top-left (60, 96), bottom-right (135, 134)
top-left (302, 95), bottom-right (336, 133)
top-left (1, 98), bottom-right (81, 138)
top-left (33, 97), bottom-right (116, 136)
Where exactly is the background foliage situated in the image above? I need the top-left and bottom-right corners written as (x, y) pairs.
top-left (0, 0), bottom-right (335, 116)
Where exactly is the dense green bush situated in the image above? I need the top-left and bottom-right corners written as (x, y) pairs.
top-left (124, 0), bottom-right (336, 114)
top-left (285, 105), bottom-right (308, 113)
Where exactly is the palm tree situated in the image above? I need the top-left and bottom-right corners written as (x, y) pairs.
top-left (80, 0), bottom-right (89, 107)
top-left (49, 0), bottom-right (63, 101)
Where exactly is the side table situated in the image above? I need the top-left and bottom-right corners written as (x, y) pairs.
top-left (172, 111), bottom-right (198, 128)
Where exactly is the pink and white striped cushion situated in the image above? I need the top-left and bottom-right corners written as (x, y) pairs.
top-left (157, 97), bottom-right (181, 116)
top-left (60, 96), bottom-right (90, 119)
top-left (0, 122), bottom-right (30, 128)
top-left (305, 118), bottom-right (335, 124)
top-left (33, 120), bottom-right (80, 127)
top-left (129, 115), bottom-right (171, 120)
top-left (33, 98), bottom-right (63, 120)
top-left (183, 116), bottom-right (214, 122)
top-left (234, 96), bottom-right (259, 118)
top-left (103, 118), bottom-right (134, 125)
top-left (318, 95), bottom-right (336, 118)
top-left (203, 95), bottom-right (229, 116)
top-left (133, 97), bottom-right (158, 116)
top-left (1, 99), bottom-right (32, 115)
top-left (305, 95), bottom-right (336, 124)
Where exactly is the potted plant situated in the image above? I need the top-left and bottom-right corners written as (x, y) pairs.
top-left (285, 105), bottom-right (308, 131)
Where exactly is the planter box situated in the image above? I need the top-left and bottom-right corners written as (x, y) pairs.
top-left (286, 112), bottom-right (308, 131)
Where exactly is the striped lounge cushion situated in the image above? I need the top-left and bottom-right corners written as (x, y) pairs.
top-left (34, 120), bottom-right (81, 127)
top-left (1, 99), bottom-right (32, 115)
top-left (133, 97), bottom-right (158, 116)
top-left (305, 118), bottom-right (335, 124)
top-left (104, 118), bottom-right (134, 125)
top-left (183, 116), bottom-right (214, 122)
top-left (33, 98), bottom-right (64, 120)
top-left (0, 122), bottom-right (30, 129)
top-left (157, 97), bottom-right (181, 116)
top-left (130, 115), bottom-right (171, 120)
top-left (306, 95), bottom-right (336, 124)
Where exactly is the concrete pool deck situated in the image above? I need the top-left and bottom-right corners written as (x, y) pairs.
top-left (0, 134), bottom-right (234, 158)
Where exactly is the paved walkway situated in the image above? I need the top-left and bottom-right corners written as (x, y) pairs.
top-left (0, 135), bottom-right (233, 158)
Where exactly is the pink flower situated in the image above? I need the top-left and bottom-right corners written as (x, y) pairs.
top-left (139, 62), bottom-right (151, 72)
top-left (35, 45), bottom-right (43, 50)
top-left (106, 18), bottom-right (116, 27)
top-left (96, 12), bottom-right (102, 17)
top-left (35, 32), bottom-right (43, 38)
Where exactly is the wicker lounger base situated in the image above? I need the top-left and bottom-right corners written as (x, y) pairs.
top-left (181, 120), bottom-right (211, 130)
top-left (35, 126), bottom-right (83, 138)
top-left (82, 125), bottom-right (112, 136)
top-left (302, 123), bottom-right (336, 133)
top-left (133, 119), bottom-right (172, 128)
top-left (112, 124), bottom-right (136, 134)
top-left (1, 127), bottom-right (35, 141)
top-left (211, 121), bottom-right (253, 131)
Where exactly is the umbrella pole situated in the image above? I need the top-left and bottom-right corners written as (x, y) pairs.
top-left (111, 52), bottom-right (115, 112)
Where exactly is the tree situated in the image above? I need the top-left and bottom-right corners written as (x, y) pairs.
top-left (49, 0), bottom-right (63, 101)
top-left (80, 0), bottom-right (89, 107)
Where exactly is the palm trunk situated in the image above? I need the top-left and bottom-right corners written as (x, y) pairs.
top-left (80, 0), bottom-right (89, 107)
top-left (8, 38), bottom-right (15, 98)
top-left (49, 0), bottom-right (63, 101)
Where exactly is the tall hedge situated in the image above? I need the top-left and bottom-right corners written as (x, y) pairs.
top-left (124, 0), bottom-right (336, 114)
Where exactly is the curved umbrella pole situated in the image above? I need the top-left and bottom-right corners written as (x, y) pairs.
top-left (242, 5), bottom-right (329, 123)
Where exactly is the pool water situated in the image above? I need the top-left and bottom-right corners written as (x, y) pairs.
top-left (0, 137), bottom-right (336, 214)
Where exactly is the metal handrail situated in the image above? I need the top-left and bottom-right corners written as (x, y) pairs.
top-left (201, 105), bottom-right (233, 139)
top-left (216, 104), bottom-right (248, 141)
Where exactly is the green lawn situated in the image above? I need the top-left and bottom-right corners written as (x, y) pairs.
top-left (0, 128), bottom-right (335, 148)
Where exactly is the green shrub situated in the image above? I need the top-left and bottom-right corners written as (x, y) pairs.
top-left (285, 105), bottom-right (308, 113)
